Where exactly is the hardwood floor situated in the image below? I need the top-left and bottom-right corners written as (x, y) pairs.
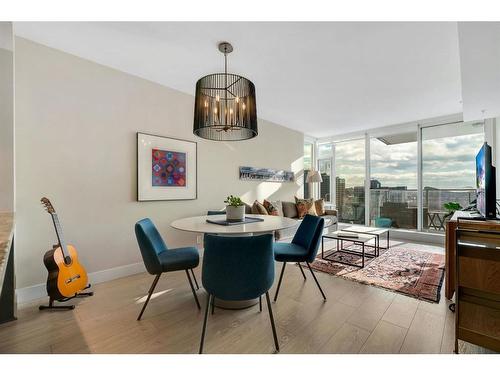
top-left (0, 245), bottom-right (495, 354)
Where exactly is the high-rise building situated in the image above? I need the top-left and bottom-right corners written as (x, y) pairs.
top-left (320, 173), bottom-right (330, 201)
top-left (336, 177), bottom-right (345, 217)
top-left (353, 186), bottom-right (365, 204)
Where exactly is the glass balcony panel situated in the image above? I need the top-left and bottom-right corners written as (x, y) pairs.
top-left (421, 121), bottom-right (484, 232)
top-left (335, 139), bottom-right (365, 225)
top-left (369, 133), bottom-right (417, 229)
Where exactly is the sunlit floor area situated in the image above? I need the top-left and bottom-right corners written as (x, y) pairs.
top-left (0, 241), bottom-right (492, 354)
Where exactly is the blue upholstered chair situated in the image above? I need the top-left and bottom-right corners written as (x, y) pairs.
top-left (199, 233), bottom-right (279, 354)
top-left (273, 214), bottom-right (326, 302)
top-left (134, 218), bottom-right (200, 320)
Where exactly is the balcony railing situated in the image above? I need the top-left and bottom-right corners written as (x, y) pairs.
top-left (337, 188), bottom-right (476, 231)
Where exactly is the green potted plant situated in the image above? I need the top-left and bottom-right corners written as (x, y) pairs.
top-left (443, 201), bottom-right (463, 220)
top-left (224, 195), bottom-right (245, 222)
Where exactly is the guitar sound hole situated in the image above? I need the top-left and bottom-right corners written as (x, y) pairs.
top-left (64, 256), bottom-right (72, 264)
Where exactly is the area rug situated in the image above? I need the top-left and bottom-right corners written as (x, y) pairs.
top-left (309, 243), bottom-right (445, 303)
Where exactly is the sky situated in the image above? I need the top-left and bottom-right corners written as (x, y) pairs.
top-left (331, 132), bottom-right (484, 190)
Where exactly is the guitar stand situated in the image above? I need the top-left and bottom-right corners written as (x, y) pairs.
top-left (39, 284), bottom-right (93, 311)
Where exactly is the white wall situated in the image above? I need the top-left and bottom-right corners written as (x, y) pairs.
top-left (15, 38), bottom-right (304, 295)
top-left (0, 22), bottom-right (14, 212)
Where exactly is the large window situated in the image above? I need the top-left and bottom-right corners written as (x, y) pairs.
top-left (335, 139), bottom-right (365, 224)
top-left (317, 143), bottom-right (333, 203)
top-left (320, 120), bottom-right (486, 233)
top-left (370, 133), bottom-right (418, 229)
top-left (422, 121), bottom-right (484, 232)
top-left (303, 142), bottom-right (313, 199)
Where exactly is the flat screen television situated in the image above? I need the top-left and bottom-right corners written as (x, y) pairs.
top-left (476, 142), bottom-right (496, 219)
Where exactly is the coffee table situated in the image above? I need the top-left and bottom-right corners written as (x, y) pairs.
top-left (321, 231), bottom-right (378, 268)
top-left (342, 225), bottom-right (390, 256)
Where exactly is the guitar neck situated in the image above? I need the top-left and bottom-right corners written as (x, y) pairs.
top-left (51, 213), bottom-right (68, 258)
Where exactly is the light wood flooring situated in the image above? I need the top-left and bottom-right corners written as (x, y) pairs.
top-left (0, 242), bottom-right (494, 354)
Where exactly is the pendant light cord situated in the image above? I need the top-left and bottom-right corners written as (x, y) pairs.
top-left (224, 46), bottom-right (228, 125)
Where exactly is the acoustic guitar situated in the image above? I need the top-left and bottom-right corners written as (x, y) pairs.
top-left (41, 197), bottom-right (89, 301)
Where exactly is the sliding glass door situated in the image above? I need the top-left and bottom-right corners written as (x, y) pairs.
top-left (369, 132), bottom-right (418, 229)
top-left (421, 121), bottom-right (484, 232)
top-left (334, 139), bottom-right (365, 224)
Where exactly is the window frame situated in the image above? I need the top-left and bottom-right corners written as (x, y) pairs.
top-left (315, 114), bottom-right (490, 234)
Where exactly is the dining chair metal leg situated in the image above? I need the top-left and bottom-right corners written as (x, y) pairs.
top-left (186, 270), bottom-right (201, 310)
top-left (137, 274), bottom-right (161, 321)
top-left (199, 294), bottom-right (213, 354)
top-left (259, 295), bottom-right (262, 312)
top-left (297, 262), bottom-right (307, 280)
top-left (273, 262), bottom-right (286, 302)
top-left (265, 292), bottom-right (280, 352)
top-left (190, 268), bottom-right (200, 290)
top-left (306, 262), bottom-right (326, 301)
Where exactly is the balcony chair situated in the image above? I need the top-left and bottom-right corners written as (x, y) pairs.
top-left (134, 218), bottom-right (200, 321)
top-left (273, 214), bottom-right (326, 302)
top-left (199, 233), bottom-right (279, 354)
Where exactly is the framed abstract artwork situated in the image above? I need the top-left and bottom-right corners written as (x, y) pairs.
top-left (137, 132), bottom-right (197, 201)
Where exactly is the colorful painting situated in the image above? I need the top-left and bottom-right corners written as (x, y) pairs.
top-left (152, 149), bottom-right (186, 187)
top-left (137, 133), bottom-right (197, 201)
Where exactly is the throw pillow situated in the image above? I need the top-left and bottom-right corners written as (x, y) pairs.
top-left (294, 197), bottom-right (317, 218)
top-left (263, 199), bottom-right (284, 216)
top-left (315, 199), bottom-right (325, 216)
top-left (263, 200), bottom-right (278, 216)
top-left (252, 200), bottom-right (268, 215)
top-left (243, 202), bottom-right (253, 214)
top-left (282, 201), bottom-right (298, 218)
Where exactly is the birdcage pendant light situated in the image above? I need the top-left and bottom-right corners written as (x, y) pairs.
top-left (193, 42), bottom-right (258, 141)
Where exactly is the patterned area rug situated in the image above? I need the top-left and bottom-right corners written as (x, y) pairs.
top-left (310, 242), bottom-right (445, 303)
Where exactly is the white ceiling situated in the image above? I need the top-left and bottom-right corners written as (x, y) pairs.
top-left (13, 22), bottom-right (463, 138)
top-left (458, 22), bottom-right (500, 122)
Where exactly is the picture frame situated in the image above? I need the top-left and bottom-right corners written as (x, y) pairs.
top-left (239, 166), bottom-right (295, 182)
top-left (137, 132), bottom-right (197, 201)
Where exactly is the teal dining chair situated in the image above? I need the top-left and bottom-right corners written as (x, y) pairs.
top-left (198, 233), bottom-right (279, 354)
top-left (273, 214), bottom-right (326, 302)
top-left (134, 218), bottom-right (200, 320)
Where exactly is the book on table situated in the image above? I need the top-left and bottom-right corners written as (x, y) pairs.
top-left (337, 232), bottom-right (359, 239)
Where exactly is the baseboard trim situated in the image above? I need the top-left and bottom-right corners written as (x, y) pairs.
top-left (16, 261), bottom-right (146, 304)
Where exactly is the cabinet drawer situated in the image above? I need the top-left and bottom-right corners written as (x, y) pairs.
top-left (458, 256), bottom-right (500, 295)
top-left (458, 300), bottom-right (500, 339)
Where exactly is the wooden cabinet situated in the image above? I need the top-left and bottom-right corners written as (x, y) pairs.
top-left (445, 212), bottom-right (500, 300)
top-left (455, 224), bottom-right (500, 353)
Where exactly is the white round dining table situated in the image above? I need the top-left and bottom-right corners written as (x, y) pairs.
top-left (171, 214), bottom-right (297, 235)
top-left (170, 214), bottom-right (298, 309)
